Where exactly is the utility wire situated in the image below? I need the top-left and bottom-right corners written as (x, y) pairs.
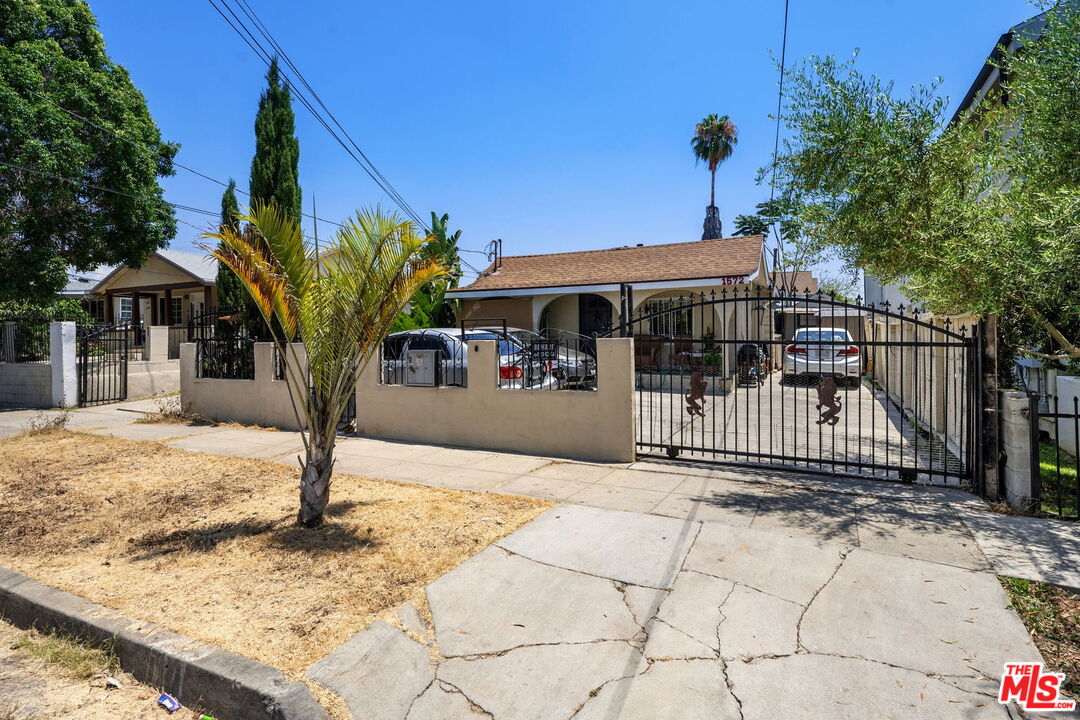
top-left (232, 0), bottom-right (425, 227)
top-left (207, 0), bottom-right (430, 232)
top-left (766, 0), bottom-right (797, 295)
top-left (27, 92), bottom-right (349, 230)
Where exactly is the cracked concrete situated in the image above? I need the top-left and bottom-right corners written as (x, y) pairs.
top-left (306, 502), bottom-right (1057, 719)
top-left (799, 548), bottom-right (1043, 679)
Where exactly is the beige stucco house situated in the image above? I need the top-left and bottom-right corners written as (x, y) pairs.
top-left (86, 250), bottom-right (218, 327)
top-left (448, 234), bottom-right (769, 337)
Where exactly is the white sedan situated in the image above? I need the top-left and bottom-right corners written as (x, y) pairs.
top-left (782, 327), bottom-right (862, 385)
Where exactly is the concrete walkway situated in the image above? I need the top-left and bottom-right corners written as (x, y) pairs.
top-left (2, 403), bottom-right (1079, 718)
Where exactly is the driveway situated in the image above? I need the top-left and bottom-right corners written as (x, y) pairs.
top-left (638, 374), bottom-right (965, 486)
top-left (308, 496), bottom-right (1070, 720)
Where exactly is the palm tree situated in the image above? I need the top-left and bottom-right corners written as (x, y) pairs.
top-left (204, 202), bottom-right (447, 527)
top-left (691, 114), bottom-right (738, 210)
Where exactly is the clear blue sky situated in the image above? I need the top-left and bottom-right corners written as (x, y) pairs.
top-left (91, 0), bottom-right (1034, 283)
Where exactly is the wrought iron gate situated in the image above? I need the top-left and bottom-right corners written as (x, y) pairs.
top-left (78, 323), bottom-right (129, 406)
top-left (617, 288), bottom-right (981, 488)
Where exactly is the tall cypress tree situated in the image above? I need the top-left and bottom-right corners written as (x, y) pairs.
top-left (249, 58), bottom-right (301, 221)
top-left (215, 179), bottom-right (246, 310)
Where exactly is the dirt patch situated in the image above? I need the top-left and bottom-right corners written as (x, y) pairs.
top-left (0, 617), bottom-right (201, 719)
top-left (0, 430), bottom-right (551, 678)
top-left (1000, 575), bottom-right (1080, 700)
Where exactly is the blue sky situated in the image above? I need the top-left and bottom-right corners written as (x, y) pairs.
top-left (91, 0), bottom-right (1035, 283)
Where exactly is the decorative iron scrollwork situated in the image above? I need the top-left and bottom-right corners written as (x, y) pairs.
top-left (815, 377), bottom-right (842, 426)
top-left (685, 371), bottom-right (707, 417)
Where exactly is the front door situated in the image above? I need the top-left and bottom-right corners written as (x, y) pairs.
top-left (578, 294), bottom-right (612, 336)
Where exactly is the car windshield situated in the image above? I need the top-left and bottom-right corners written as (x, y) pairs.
top-left (795, 330), bottom-right (850, 343)
top-left (465, 333), bottom-right (521, 357)
top-left (508, 330), bottom-right (541, 346)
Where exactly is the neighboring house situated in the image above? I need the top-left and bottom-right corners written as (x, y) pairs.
top-left (448, 234), bottom-right (769, 336)
top-left (60, 266), bottom-right (116, 323)
top-left (770, 270), bottom-right (818, 298)
top-left (77, 250), bottom-right (218, 328)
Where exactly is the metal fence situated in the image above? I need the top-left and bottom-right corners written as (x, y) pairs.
top-left (189, 307), bottom-right (266, 380)
top-left (77, 322), bottom-right (128, 406)
top-left (1029, 392), bottom-right (1079, 520)
top-left (0, 319), bottom-right (51, 363)
top-left (378, 325), bottom-right (598, 391)
top-left (497, 329), bottom-right (598, 391)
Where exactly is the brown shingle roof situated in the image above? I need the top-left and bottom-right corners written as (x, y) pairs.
top-left (449, 235), bottom-right (765, 293)
top-left (771, 271), bottom-right (818, 294)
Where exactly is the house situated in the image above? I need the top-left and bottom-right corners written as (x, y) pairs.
top-left (86, 250), bottom-right (218, 328)
top-left (448, 235), bottom-right (769, 336)
top-left (60, 266), bottom-right (116, 322)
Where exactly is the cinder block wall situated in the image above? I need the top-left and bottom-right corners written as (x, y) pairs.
top-left (0, 363), bottom-right (53, 408)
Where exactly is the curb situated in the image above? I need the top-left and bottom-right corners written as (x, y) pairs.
top-left (0, 566), bottom-right (328, 720)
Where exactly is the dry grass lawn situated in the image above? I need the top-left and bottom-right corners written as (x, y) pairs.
top-left (0, 430), bottom-right (551, 678)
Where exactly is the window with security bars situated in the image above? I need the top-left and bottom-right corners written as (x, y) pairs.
top-left (643, 300), bottom-right (691, 337)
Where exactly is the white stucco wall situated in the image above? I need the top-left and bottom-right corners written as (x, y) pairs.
top-left (1057, 375), bottom-right (1079, 456)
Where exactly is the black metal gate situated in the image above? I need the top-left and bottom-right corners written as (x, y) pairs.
top-left (617, 288), bottom-right (981, 488)
top-left (78, 323), bottom-right (129, 406)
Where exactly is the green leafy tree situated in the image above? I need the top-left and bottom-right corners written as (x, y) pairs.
top-left (771, 8), bottom-right (1080, 361)
top-left (206, 203), bottom-right (446, 527)
top-left (733, 213), bottom-right (768, 236)
top-left (249, 58), bottom-right (301, 223)
top-left (215, 179), bottom-right (247, 310)
top-left (691, 114), bottom-right (738, 210)
top-left (0, 0), bottom-right (177, 304)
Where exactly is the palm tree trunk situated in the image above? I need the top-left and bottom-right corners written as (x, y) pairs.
top-left (710, 169), bottom-right (716, 208)
top-left (298, 436), bottom-right (333, 527)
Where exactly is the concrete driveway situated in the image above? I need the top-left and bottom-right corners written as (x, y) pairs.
top-left (637, 374), bottom-right (964, 486)
top-left (309, 501), bottom-right (1061, 720)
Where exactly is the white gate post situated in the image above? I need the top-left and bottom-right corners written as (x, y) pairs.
top-left (1000, 391), bottom-right (1036, 510)
top-left (50, 321), bottom-right (77, 408)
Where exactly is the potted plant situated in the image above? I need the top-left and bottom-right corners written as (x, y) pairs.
top-left (702, 351), bottom-right (724, 377)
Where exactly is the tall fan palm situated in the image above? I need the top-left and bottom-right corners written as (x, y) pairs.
top-left (204, 203), bottom-right (447, 527)
top-left (691, 114), bottom-right (738, 208)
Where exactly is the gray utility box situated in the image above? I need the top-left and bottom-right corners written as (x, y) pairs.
top-left (404, 349), bottom-right (439, 387)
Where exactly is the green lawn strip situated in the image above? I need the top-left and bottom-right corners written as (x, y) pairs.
top-left (1039, 441), bottom-right (1079, 517)
top-left (12, 625), bottom-right (119, 680)
top-left (1000, 575), bottom-right (1080, 700)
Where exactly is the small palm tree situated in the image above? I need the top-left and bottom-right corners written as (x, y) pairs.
top-left (691, 114), bottom-right (738, 209)
top-left (204, 202), bottom-right (447, 527)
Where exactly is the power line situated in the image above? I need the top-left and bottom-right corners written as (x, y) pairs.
top-left (0, 160), bottom-right (222, 218)
top-left (206, 0), bottom-right (430, 232)
top-left (28, 90), bottom-right (348, 230)
top-left (766, 0), bottom-right (797, 294)
top-left (231, 0), bottom-right (426, 227)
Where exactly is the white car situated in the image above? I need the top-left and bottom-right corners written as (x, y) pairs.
top-left (782, 327), bottom-right (862, 385)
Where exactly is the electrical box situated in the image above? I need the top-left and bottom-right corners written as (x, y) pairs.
top-left (404, 349), bottom-right (439, 387)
